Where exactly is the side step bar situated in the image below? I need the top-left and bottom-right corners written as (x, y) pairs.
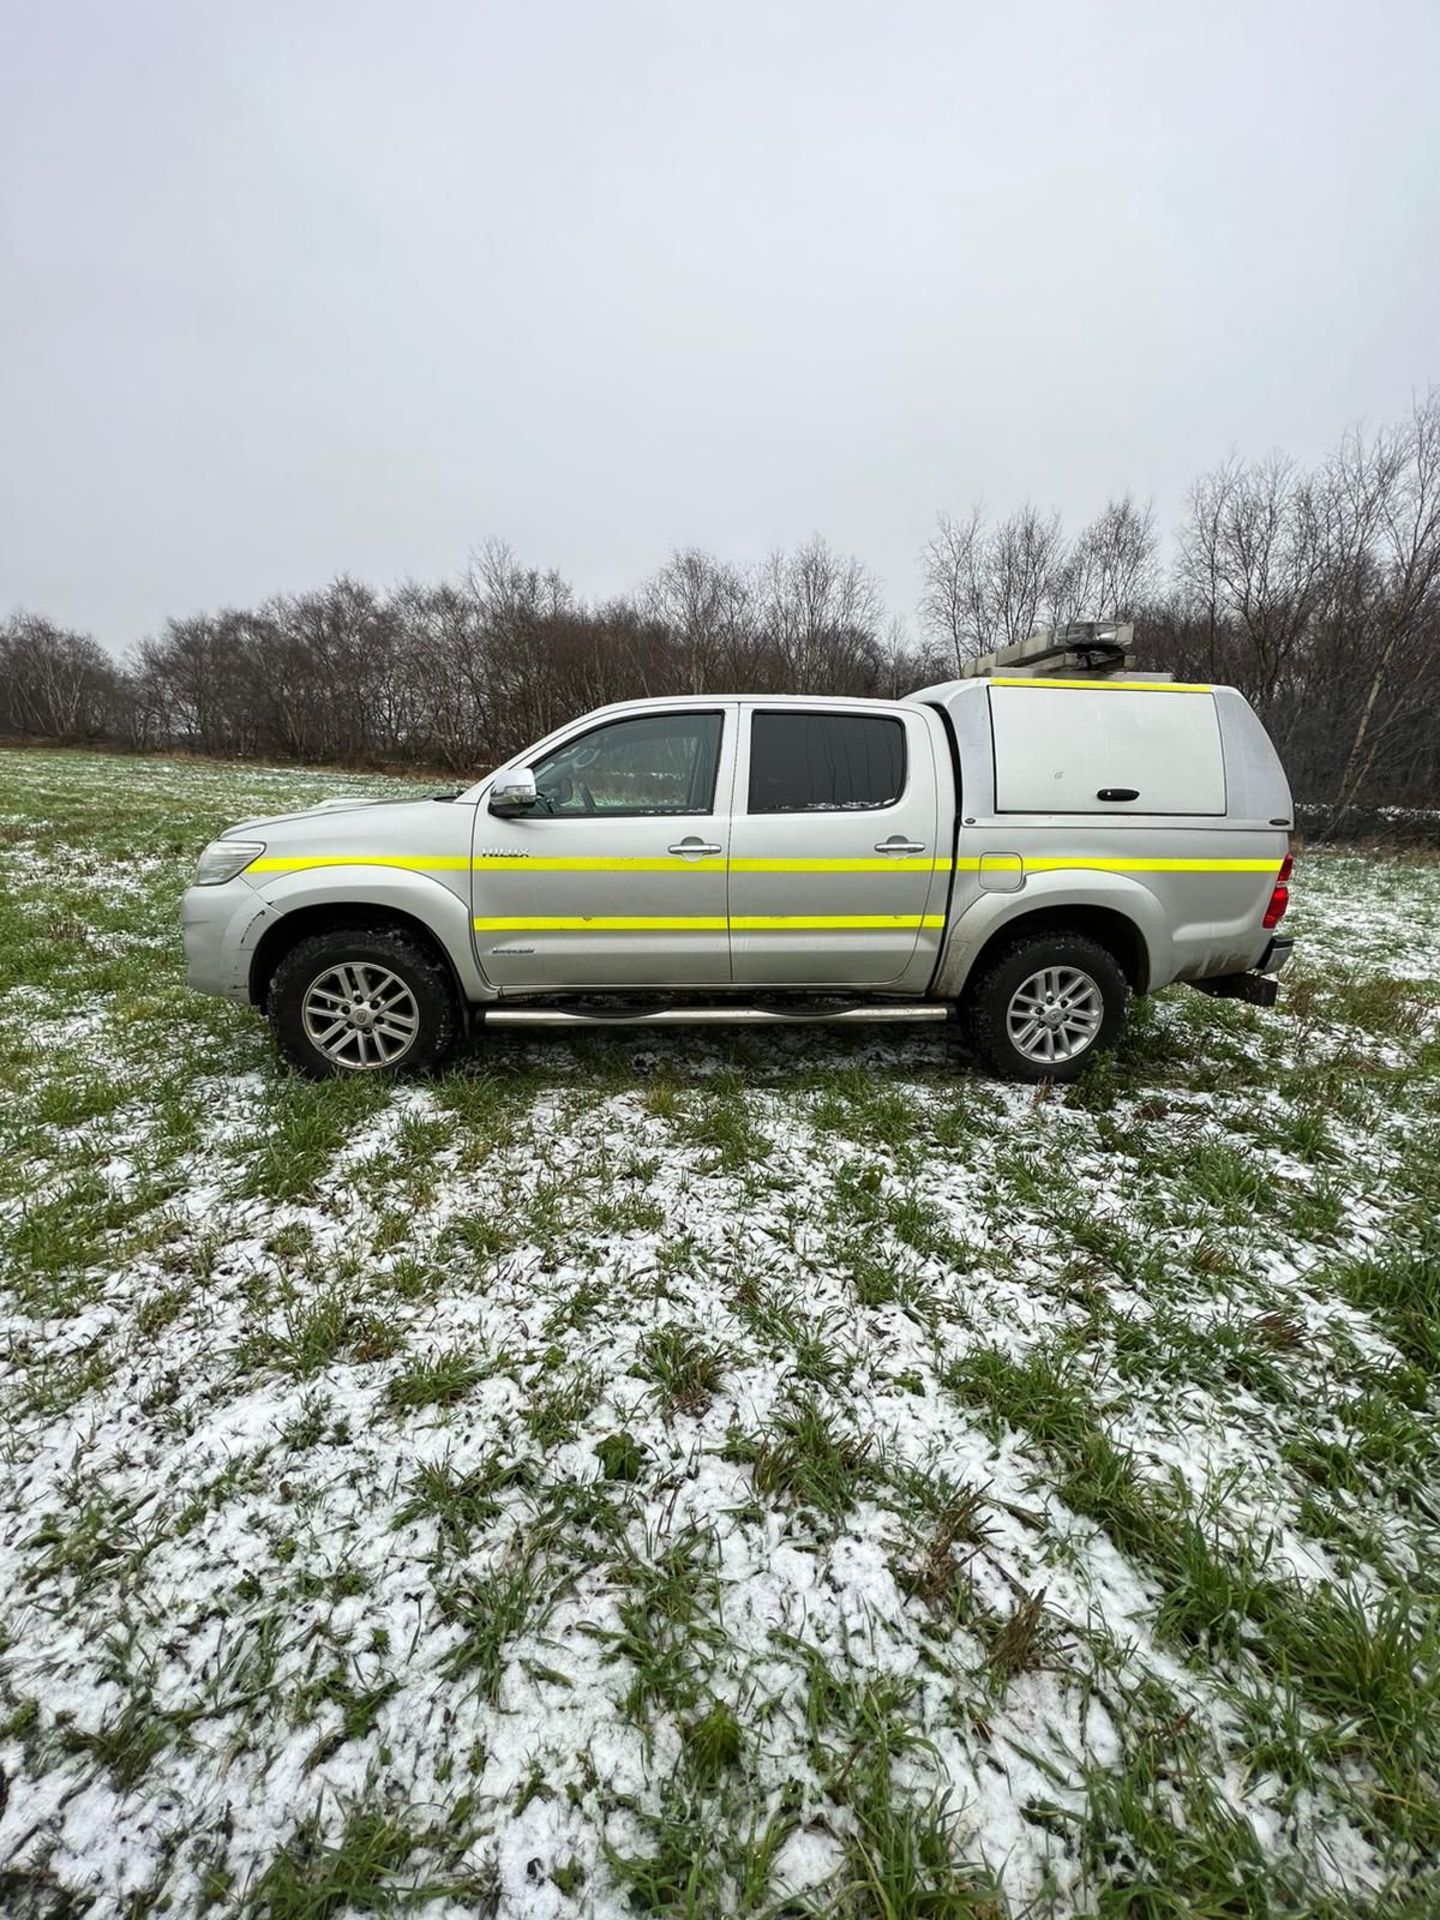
top-left (484, 1004), bottom-right (951, 1029)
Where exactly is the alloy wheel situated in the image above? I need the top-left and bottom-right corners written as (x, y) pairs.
top-left (1005, 965), bottom-right (1104, 1066)
top-left (300, 962), bottom-right (421, 1070)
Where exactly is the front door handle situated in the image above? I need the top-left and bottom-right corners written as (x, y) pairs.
top-left (874, 837), bottom-right (927, 855)
top-left (668, 838), bottom-right (723, 858)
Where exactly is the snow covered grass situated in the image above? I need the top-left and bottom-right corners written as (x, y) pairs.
top-left (2, 746), bottom-right (1439, 1919)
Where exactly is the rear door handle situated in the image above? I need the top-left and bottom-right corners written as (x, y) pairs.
top-left (668, 838), bottom-right (723, 857)
top-left (874, 838), bottom-right (927, 855)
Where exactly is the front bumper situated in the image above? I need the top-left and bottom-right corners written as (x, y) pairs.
top-left (180, 879), bottom-right (277, 1003)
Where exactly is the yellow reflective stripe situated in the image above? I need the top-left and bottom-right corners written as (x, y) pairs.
top-left (254, 854), bottom-right (712, 874)
top-left (258, 851), bottom-right (1277, 884)
top-left (474, 915), bottom-right (727, 931)
top-left (250, 854), bottom-right (472, 872)
top-left (257, 853), bottom-right (951, 874)
top-left (479, 855), bottom-right (948, 874)
top-left (256, 854), bottom-right (719, 874)
top-left (987, 678), bottom-right (1213, 693)
top-left (473, 914), bottom-right (944, 933)
top-left (471, 855), bottom-right (720, 871)
top-left (1021, 856), bottom-right (1280, 874)
top-left (730, 856), bottom-right (946, 873)
top-left (731, 914), bottom-right (945, 930)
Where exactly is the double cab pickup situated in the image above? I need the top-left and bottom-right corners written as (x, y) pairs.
top-left (181, 665), bottom-right (1295, 1081)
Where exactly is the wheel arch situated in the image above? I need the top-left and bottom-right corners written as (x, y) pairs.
top-left (249, 902), bottom-right (468, 1012)
top-left (944, 897), bottom-right (1156, 1002)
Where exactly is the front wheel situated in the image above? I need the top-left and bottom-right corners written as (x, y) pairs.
top-left (268, 926), bottom-right (460, 1080)
top-left (962, 933), bottom-right (1127, 1082)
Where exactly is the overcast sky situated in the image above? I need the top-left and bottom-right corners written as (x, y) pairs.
top-left (2, 1), bottom-right (1436, 653)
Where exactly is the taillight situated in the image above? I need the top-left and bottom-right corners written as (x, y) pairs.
top-left (1263, 853), bottom-right (1293, 930)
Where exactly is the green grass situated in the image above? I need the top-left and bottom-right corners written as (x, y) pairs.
top-left (384, 1346), bottom-right (489, 1412)
top-left (1072, 1725), bottom-right (1283, 1919)
top-left (246, 1806), bottom-right (464, 1918)
top-left (1326, 1235), bottom-right (1440, 1370)
top-left (723, 1394), bottom-right (877, 1523)
top-left (584, 1524), bottom-right (725, 1727)
top-left (522, 1363), bottom-right (601, 1446)
top-left (636, 1323), bottom-right (729, 1416)
top-left (394, 1451), bottom-right (534, 1554)
top-left (438, 1555), bottom-right (549, 1697)
top-left (681, 1698), bottom-right (744, 1786)
top-left (242, 1286), bottom-right (404, 1376)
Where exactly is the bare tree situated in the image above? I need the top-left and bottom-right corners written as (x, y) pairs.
top-left (1177, 453), bottom-right (1332, 712)
top-left (920, 504), bottom-right (1066, 667)
top-left (918, 508), bottom-right (980, 668)
top-left (0, 614), bottom-right (121, 738)
top-left (641, 549), bottom-right (755, 691)
top-left (755, 537), bottom-right (886, 691)
top-left (1323, 392), bottom-right (1440, 826)
top-left (1054, 495), bottom-right (1158, 625)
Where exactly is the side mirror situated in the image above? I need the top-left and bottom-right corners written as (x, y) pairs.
top-left (488, 767), bottom-right (538, 816)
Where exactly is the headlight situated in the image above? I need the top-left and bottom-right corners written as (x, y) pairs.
top-left (194, 839), bottom-right (266, 886)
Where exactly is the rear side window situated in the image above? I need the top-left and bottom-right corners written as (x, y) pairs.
top-left (747, 711), bottom-right (906, 813)
top-left (988, 686), bottom-right (1226, 816)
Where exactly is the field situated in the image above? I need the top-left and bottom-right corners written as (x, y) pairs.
top-left (2, 748), bottom-right (1439, 1920)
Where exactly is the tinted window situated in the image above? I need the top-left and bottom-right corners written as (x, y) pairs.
top-left (533, 711), bottom-right (722, 816)
top-left (747, 711), bottom-right (905, 813)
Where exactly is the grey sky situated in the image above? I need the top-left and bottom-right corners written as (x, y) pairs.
top-left (2, 0), bottom-right (1437, 654)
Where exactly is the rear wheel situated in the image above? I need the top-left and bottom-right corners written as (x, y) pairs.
top-left (962, 933), bottom-right (1127, 1082)
top-left (268, 926), bottom-right (460, 1080)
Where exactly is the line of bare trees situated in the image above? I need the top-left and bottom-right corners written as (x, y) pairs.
top-left (2, 539), bottom-right (932, 775)
top-left (3, 395), bottom-right (1437, 824)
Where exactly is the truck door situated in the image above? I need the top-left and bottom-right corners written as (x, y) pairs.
top-left (728, 704), bottom-right (946, 988)
top-left (472, 705), bottom-right (735, 990)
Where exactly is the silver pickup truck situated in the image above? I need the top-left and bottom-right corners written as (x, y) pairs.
top-left (181, 634), bottom-right (1295, 1082)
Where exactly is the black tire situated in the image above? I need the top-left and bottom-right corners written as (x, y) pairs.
top-left (961, 932), bottom-right (1128, 1083)
top-left (267, 925), bottom-right (461, 1081)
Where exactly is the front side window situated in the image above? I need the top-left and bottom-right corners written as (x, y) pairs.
top-left (532, 711), bottom-right (722, 816)
top-left (747, 710), bottom-right (906, 813)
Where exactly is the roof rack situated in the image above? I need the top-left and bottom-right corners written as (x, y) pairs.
top-left (959, 621), bottom-right (1169, 681)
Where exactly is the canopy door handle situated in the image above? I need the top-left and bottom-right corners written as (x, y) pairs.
top-left (1096, 788), bottom-right (1139, 803)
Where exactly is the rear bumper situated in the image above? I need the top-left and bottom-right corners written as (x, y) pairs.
top-left (1256, 934), bottom-right (1294, 975)
top-left (1188, 934), bottom-right (1294, 1007)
